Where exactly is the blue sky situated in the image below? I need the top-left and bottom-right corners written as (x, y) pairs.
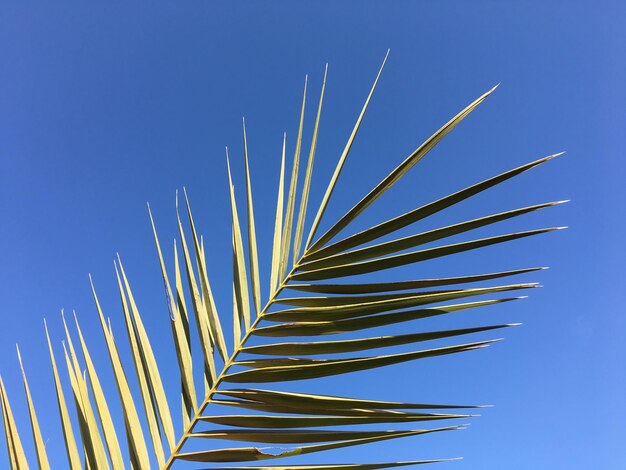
top-left (1, 1), bottom-right (624, 468)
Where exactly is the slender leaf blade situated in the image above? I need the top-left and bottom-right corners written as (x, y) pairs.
top-left (0, 376), bottom-right (29, 470)
top-left (294, 65), bottom-right (328, 263)
top-left (181, 190), bottom-right (229, 360)
top-left (270, 134), bottom-right (287, 295)
top-left (66, 312), bottom-right (124, 470)
top-left (225, 340), bottom-right (497, 383)
top-left (88, 281), bottom-right (151, 469)
top-left (116, 257), bottom-right (176, 451)
top-left (228, 152), bottom-right (252, 332)
top-left (243, 119), bottom-right (263, 315)
top-left (16, 346), bottom-right (50, 470)
top-left (44, 320), bottom-right (82, 470)
top-left (305, 50), bottom-right (390, 251)
top-left (216, 388), bottom-right (479, 411)
top-left (254, 298), bottom-right (520, 337)
top-left (302, 201), bottom-right (566, 270)
top-left (242, 324), bottom-right (515, 356)
top-left (294, 228), bottom-right (564, 281)
top-left (305, 153), bottom-right (561, 262)
top-left (286, 267), bottom-right (546, 294)
top-left (114, 264), bottom-right (165, 466)
top-left (177, 428), bottom-right (456, 462)
top-left (148, 206), bottom-right (198, 414)
top-left (308, 84), bottom-right (500, 253)
top-left (279, 76), bottom-right (307, 279)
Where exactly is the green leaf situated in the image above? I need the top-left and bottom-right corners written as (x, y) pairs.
top-left (0, 376), bottom-right (30, 470)
top-left (16, 346), bottom-right (51, 470)
top-left (65, 312), bottom-right (122, 470)
top-left (305, 153), bottom-right (561, 261)
top-left (216, 388), bottom-right (480, 411)
top-left (294, 228), bottom-right (564, 281)
top-left (308, 85), bottom-right (500, 254)
top-left (204, 398), bottom-right (476, 417)
top-left (148, 206), bottom-right (198, 415)
top-left (279, 76), bottom-right (307, 280)
top-left (243, 119), bottom-right (263, 315)
top-left (114, 263), bottom-right (165, 466)
top-left (175, 198), bottom-right (218, 387)
top-left (197, 413), bottom-right (466, 428)
top-left (88, 279), bottom-right (151, 469)
top-left (61, 323), bottom-right (110, 470)
top-left (254, 298), bottom-right (520, 337)
top-left (293, 65), bottom-right (328, 263)
top-left (177, 427), bottom-right (456, 462)
top-left (206, 461), bottom-right (456, 469)
top-left (301, 201), bottom-right (566, 270)
top-left (305, 51), bottom-right (390, 251)
top-left (191, 428), bottom-right (445, 444)
top-left (242, 324), bottom-right (515, 356)
top-left (44, 320), bottom-right (82, 469)
top-left (174, 240), bottom-right (201, 421)
top-left (228, 151), bottom-right (253, 332)
top-left (116, 258), bottom-right (176, 452)
top-left (270, 134), bottom-right (287, 295)
top-left (266, 284), bottom-right (535, 322)
top-left (181, 190), bottom-right (230, 361)
top-left (225, 340), bottom-right (497, 383)
top-left (286, 267), bottom-right (546, 294)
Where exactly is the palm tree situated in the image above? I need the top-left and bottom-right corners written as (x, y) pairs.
top-left (0, 52), bottom-right (565, 469)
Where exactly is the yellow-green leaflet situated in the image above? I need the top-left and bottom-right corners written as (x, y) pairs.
top-left (61, 311), bottom-right (114, 468)
top-left (199, 461), bottom-right (458, 469)
top-left (61, 331), bottom-right (110, 470)
top-left (114, 264), bottom-right (165, 467)
top-left (227, 151), bottom-right (252, 332)
top-left (253, 298), bottom-right (520, 337)
top-left (308, 82), bottom-right (499, 253)
top-left (293, 64), bottom-right (328, 264)
top-left (301, 201), bottom-right (566, 269)
top-left (226, 340), bottom-right (497, 383)
top-left (216, 388), bottom-right (479, 410)
top-left (44, 320), bottom-right (82, 469)
top-left (116, 257), bottom-right (176, 451)
top-left (177, 427), bottom-right (457, 462)
top-left (286, 267), bottom-right (546, 294)
top-left (182, 189), bottom-right (229, 361)
top-left (269, 134), bottom-right (286, 294)
top-left (70, 314), bottom-right (124, 470)
top-left (191, 429), bottom-right (444, 444)
top-left (279, 76), bottom-right (307, 280)
top-left (294, 228), bottom-right (563, 281)
top-left (243, 118), bottom-right (262, 315)
top-left (174, 200), bottom-right (218, 387)
top-left (242, 324), bottom-right (515, 356)
top-left (304, 153), bottom-right (561, 262)
top-left (16, 346), bottom-right (50, 470)
top-left (89, 279), bottom-right (150, 469)
top-left (148, 206), bottom-right (198, 416)
top-left (173, 239), bottom-right (199, 415)
top-left (305, 50), bottom-right (390, 252)
top-left (0, 376), bottom-right (29, 470)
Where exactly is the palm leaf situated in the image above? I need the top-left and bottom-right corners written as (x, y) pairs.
top-left (0, 57), bottom-right (564, 469)
top-left (16, 346), bottom-right (50, 470)
top-left (44, 320), bottom-right (82, 469)
top-left (0, 376), bottom-right (29, 470)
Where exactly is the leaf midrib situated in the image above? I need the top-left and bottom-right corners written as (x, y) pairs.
top-left (162, 262), bottom-right (301, 469)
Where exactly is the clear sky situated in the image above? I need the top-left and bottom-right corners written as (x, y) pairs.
top-left (1, 1), bottom-right (624, 469)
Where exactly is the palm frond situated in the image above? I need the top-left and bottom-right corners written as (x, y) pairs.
top-left (0, 56), bottom-right (564, 469)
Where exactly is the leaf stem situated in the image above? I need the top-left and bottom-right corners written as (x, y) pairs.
top-left (161, 265), bottom-right (298, 469)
